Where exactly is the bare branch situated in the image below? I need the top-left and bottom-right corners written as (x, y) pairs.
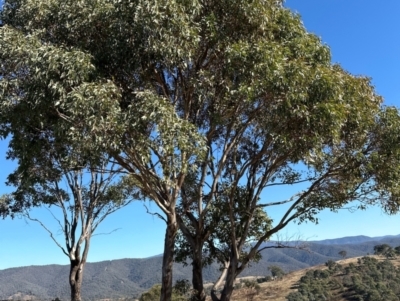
top-left (92, 228), bottom-right (122, 237)
top-left (25, 211), bottom-right (69, 257)
top-left (257, 233), bottom-right (310, 253)
top-left (44, 206), bottom-right (65, 234)
top-left (258, 193), bottom-right (304, 208)
top-left (264, 178), bottom-right (315, 188)
top-left (143, 203), bottom-right (167, 223)
top-left (257, 243), bottom-right (309, 253)
top-left (257, 199), bottom-right (295, 207)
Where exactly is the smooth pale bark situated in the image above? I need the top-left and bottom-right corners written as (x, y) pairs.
top-left (210, 261), bottom-right (229, 301)
top-left (218, 262), bottom-right (237, 301)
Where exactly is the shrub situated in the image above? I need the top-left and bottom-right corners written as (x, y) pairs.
top-left (268, 265), bottom-right (285, 279)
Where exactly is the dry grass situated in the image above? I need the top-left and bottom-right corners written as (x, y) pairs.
top-left (207, 255), bottom-right (400, 301)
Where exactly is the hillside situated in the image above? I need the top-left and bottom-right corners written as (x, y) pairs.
top-left (1, 235), bottom-right (400, 300)
top-left (225, 256), bottom-right (400, 301)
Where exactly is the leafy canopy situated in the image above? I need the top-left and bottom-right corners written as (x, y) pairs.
top-left (2, 1), bottom-right (400, 300)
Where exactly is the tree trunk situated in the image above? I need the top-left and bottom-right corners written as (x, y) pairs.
top-left (69, 259), bottom-right (84, 301)
top-left (176, 215), bottom-right (206, 301)
top-left (191, 245), bottom-right (206, 301)
top-left (218, 272), bottom-right (236, 301)
top-left (211, 261), bottom-right (229, 301)
top-left (218, 259), bottom-right (237, 301)
top-left (160, 214), bottom-right (178, 301)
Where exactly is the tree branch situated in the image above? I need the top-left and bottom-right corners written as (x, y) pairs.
top-left (143, 203), bottom-right (167, 223)
top-left (25, 211), bottom-right (69, 257)
top-left (92, 228), bottom-right (122, 237)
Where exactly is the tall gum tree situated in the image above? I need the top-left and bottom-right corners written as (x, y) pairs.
top-left (0, 1), bottom-right (206, 300)
top-left (168, 3), bottom-right (400, 300)
top-left (0, 45), bottom-right (137, 298)
top-left (0, 144), bottom-right (135, 301)
top-left (2, 1), bottom-right (400, 301)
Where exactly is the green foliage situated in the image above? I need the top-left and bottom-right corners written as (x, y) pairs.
top-left (2, 0), bottom-right (400, 299)
top-left (325, 260), bottom-right (341, 271)
top-left (256, 276), bottom-right (272, 283)
top-left (289, 269), bottom-right (334, 300)
top-left (286, 291), bottom-right (309, 301)
top-left (374, 244), bottom-right (397, 259)
top-left (139, 282), bottom-right (191, 301)
top-left (242, 280), bottom-right (260, 291)
top-left (0, 195), bottom-right (10, 218)
top-left (287, 256), bottom-right (400, 301)
top-left (268, 265), bottom-right (285, 279)
top-left (339, 250), bottom-right (347, 259)
top-left (139, 284), bottom-right (162, 301)
top-left (173, 279), bottom-right (191, 297)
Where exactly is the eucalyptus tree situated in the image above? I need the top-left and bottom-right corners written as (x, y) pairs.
top-left (0, 1), bottom-right (206, 300)
top-left (0, 99), bottom-right (136, 301)
top-left (2, 1), bottom-right (400, 301)
top-left (0, 146), bottom-right (136, 301)
top-left (167, 3), bottom-right (400, 301)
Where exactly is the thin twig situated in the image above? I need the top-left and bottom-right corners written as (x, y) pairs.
top-left (25, 211), bottom-right (69, 257)
top-left (144, 203), bottom-right (167, 223)
top-left (92, 228), bottom-right (122, 237)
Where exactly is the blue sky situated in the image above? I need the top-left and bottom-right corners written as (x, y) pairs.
top-left (1, 1), bottom-right (400, 270)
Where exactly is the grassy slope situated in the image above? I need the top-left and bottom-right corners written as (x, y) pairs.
top-left (221, 256), bottom-right (400, 301)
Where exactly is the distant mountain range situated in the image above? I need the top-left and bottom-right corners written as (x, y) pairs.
top-left (1, 234), bottom-right (400, 300)
top-left (311, 234), bottom-right (400, 245)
